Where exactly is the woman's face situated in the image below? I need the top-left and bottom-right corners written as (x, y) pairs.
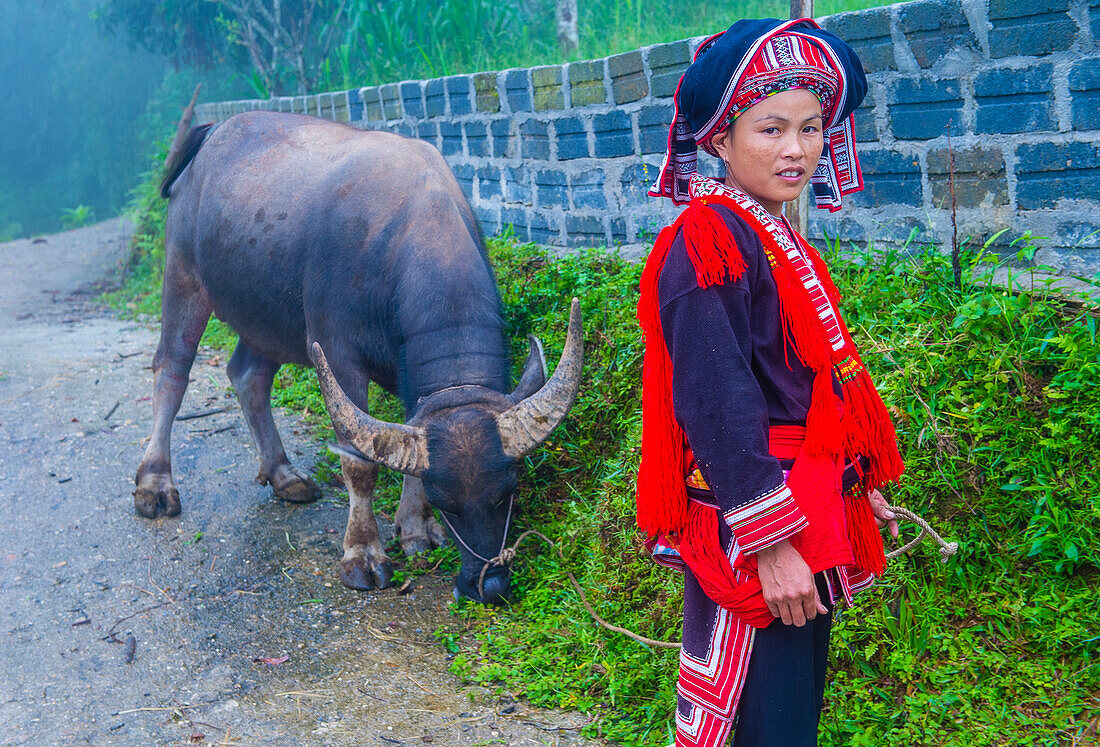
top-left (710, 88), bottom-right (824, 217)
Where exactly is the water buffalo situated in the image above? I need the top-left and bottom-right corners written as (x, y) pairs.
top-left (134, 106), bottom-right (583, 604)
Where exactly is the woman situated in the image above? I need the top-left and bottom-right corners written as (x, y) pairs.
top-left (636, 18), bottom-right (905, 746)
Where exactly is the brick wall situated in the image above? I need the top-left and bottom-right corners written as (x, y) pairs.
top-left (195, 0), bottom-right (1100, 274)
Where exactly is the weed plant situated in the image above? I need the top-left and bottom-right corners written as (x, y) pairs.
top-left (111, 166), bottom-right (1099, 744)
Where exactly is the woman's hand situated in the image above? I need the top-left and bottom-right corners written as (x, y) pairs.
top-left (868, 489), bottom-right (899, 539)
top-left (755, 539), bottom-right (826, 627)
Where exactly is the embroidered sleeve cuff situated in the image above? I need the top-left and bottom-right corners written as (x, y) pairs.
top-left (722, 484), bottom-right (808, 554)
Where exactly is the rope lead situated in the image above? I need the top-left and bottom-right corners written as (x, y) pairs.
top-left (476, 503), bottom-right (957, 650)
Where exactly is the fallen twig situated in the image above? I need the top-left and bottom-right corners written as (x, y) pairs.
top-left (176, 407), bottom-right (228, 421)
top-left (104, 601), bottom-right (169, 642)
top-left (104, 401), bottom-right (121, 421)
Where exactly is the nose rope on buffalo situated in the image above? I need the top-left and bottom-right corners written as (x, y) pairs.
top-left (469, 504), bottom-right (957, 650)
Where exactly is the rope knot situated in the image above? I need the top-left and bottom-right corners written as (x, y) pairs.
top-left (493, 548), bottom-right (517, 567)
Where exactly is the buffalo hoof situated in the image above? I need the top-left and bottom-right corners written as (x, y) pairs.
top-left (339, 557), bottom-right (393, 590)
top-left (399, 518), bottom-right (448, 557)
top-left (133, 476), bottom-right (181, 518)
top-left (266, 465), bottom-right (321, 504)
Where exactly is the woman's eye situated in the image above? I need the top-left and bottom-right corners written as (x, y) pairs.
top-left (762, 126), bottom-right (780, 135)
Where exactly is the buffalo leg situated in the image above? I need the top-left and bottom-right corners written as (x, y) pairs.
top-left (134, 261), bottom-right (211, 518)
top-left (226, 341), bottom-right (320, 503)
top-left (338, 453), bottom-right (393, 590)
top-left (395, 476), bottom-right (447, 556)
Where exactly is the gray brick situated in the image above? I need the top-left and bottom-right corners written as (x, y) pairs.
top-left (401, 82), bottom-right (424, 119)
top-left (988, 0), bottom-right (1075, 58)
top-left (637, 105), bottom-right (672, 154)
top-left (1092, 0), bottom-right (1100, 44)
top-left (610, 217), bottom-right (628, 244)
top-left (492, 118), bottom-right (516, 158)
top-left (446, 75), bottom-right (472, 115)
top-left (821, 9), bottom-right (895, 72)
top-left (521, 119), bottom-right (550, 160)
top-left (1069, 57), bottom-right (1100, 130)
top-left (609, 51), bottom-right (648, 104)
top-left (888, 78), bottom-right (964, 140)
top-left (620, 161), bottom-right (661, 202)
top-left (974, 64), bottom-right (1056, 134)
top-left (926, 147), bottom-right (1007, 208)
top-left (535, 169), bottom-right (568, 207)
top-left (380, 84), bottom-right (402, 120)
top-left (566, 215), bottom-right (607, 246)
top-left (648, 41), bottom-right (690, 99)
top-left (593, 111), bottom-right (634, 158)
top-left (477, 165), bottom-right (502, 200)
top-left (846, 150), bottom-right (923, 207)
top-left (571, 170), bottom-right (606, 209)
top-left (529, 211), bottom-right (560, 244)
top-left (393, 122), bottom-right (414, 138)
top-left (853, 90), bottom-right (878, 143)
top-left (504, 166), bottom-right (532, 205)
top-left (555, 116), bottom-right (589, 160)
top-left (425, 78), bottom-right (446, 117)
top-left (452, 164), bottom-right (475, 201)
top-left (348, 88), bottom-right (364, 122)
top-left (440, 121), bottom-right (463, 155)
top-left (532, 66), bottom-right (565, 111)
top-left (504, 69), bottom-right (532, 113)
top-left (473, 72), bottom-right (500, 113)
top-left (474, 205), bottom-right (500, 238)
top-left (466, 121), bottom-right (489, 156)
top-left (1017, 142), bottom-right (1100, 209)
top-left (896, 0), bottom-right (979, 69)
top-left (568, 59), bottom-right (608, 107)
top-left (1057, 221), bottom-right (1100, 249)
top-left (502, 207), bottom-right (529, 242)
top-left (416, 121), bottom-right (439, 147)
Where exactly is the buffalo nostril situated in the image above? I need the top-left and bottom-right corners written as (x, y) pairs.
top-left (479, 573), bottom-right (512, 605)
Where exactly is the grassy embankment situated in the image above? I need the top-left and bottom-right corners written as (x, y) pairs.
top-left (109, 158), bottom-right (1100, 745)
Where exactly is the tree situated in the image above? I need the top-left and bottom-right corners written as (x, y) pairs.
top-left (94, 0), bottom-right (236, 70)
top-left (556, 0), bottom-right (577, 57)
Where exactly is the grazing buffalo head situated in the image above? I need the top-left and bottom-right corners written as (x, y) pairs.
top-left (312, 299), bottom-right (584, 604)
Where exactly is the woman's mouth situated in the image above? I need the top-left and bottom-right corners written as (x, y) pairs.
top-left (777, 169), bottom-right (805, 183)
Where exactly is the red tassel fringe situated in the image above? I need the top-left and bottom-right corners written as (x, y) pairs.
top-left (844, 490), bottom-right (886, 576)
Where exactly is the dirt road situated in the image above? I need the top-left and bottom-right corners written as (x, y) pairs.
top-left (0, 220), bottom-right (595, 746)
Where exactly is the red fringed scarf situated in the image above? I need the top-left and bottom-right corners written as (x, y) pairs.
top-left (636, 176), bottom-right (903, 576)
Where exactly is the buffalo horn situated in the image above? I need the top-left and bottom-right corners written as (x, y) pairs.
top-left (496, 298), bottom-right (584, 458)
top-left (311, 342), bottom-right (429, 476)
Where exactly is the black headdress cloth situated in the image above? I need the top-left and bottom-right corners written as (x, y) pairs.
top-left (649, 18), bottom-right (869, 211)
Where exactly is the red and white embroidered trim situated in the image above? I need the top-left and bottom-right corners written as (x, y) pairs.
top-left (722, 482), bottom-right (809, 555)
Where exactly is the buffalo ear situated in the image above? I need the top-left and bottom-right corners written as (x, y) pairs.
top-left (510, 335), bottom-right (547, 402)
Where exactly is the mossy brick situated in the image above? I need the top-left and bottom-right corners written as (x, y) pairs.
top-left (380, 84), bottom-right (402, 120)
top-left (568, 60), bottom-right (608, 107)
top-left (276, 97), bottom-right (292, 113)
top-left (502, 207), bottom-right (529, 241)
top-left (400, 82), bottom-right (424, 119)
top-left (440, 122), bottom-right (463, 155)
top-left (1069, 57), bottom-right (1100, 131)
top-left (491, 118), bottom-right (516, 158)
top-left (566, 215), bottom-right (607, 246)
top-left (416, 121), bottom-right (439, 148)
top-left (473, 72), bottom-right (501, 113)
top-left (974, 64), bottom-right (1055, 134)
top-left (504, 69), bottom-right (532, 113)
top-left (1016, 142), bottom-right (1100, 209)
top-left (465, 121), bottom-right (489, 157)
top-left (647, 41), bottom-right (690, 99)
top-left (988, 0), bottom-right (1075, 58)
top-left (424, 78), bottom-right (446, 118)
top-left (555, 116), bottom-right (589, 160)
top-left (535, 169), bottom-right (568, 207)
top-left (593, 111), bottom-right (634, 158)
top-left (529, 211), bottom-right (560, 244)
top-left (609, 50), bottom-right (648, 104)
top-left (637, 105), bottom-right (672, 154)
top-left (887, 78), bottom-right (963, 140)
top-left (477, 166), bottom-right (502, 200)
top-left (504, 166), bottom-right (532, 205)
top-left (571, 170), bottom-right (606, 210)
top-left (521, 119), bottom-right (550, 160)
top-left (846, 150), bottom-right (922, 208)
top-left (853, 91), bottom-right (878, 143)
top-left (926, 147), bottom-right (1007, 207)
top-left (446, 76), bottom-right (472, 115)
top-left (362, 88), bottom-right (383, 121)
top-left (896, 0), bottom-right (979, 69)
top-left (452, 164), bottom-right (475, 200)
top-left (315, 93), bottom-right (332, 119)
top-left (292, 96), bottom-right (306, 113)
top-left (532, 66), bottom-right (565, 111)
top-left (821, 9), bottom-right (895, 72)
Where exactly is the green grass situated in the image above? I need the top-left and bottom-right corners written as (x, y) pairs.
top-left (110, 165), bottom-right (1100, 745)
